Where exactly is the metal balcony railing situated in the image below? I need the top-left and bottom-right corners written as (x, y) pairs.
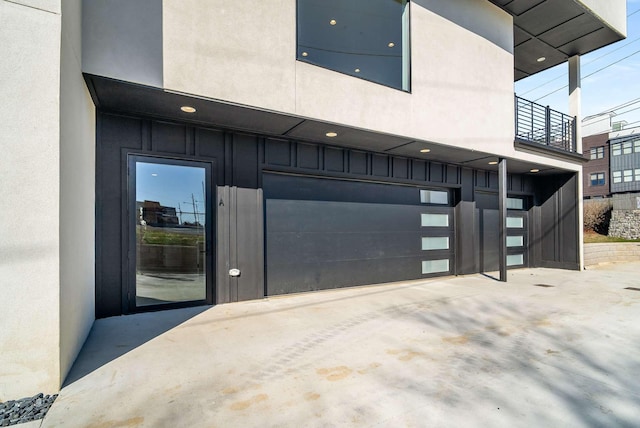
top-left (515, 95), bottom-right (577, 153)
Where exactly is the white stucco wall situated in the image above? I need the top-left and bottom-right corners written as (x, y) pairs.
top-left (0, 0), bottom-right (62, 400)
top-left (578, 0), bottom-right (627, 37)
top-left (0, 0), bottom-right (95, 400)
top-left (59, 0), bottom-right (96, 386)
top-left (82, 0), bottom-right (589, 173)
top-left (162, 0), bottom-right (516, 153)
top-left (82, 0), bottom-right (163, 87)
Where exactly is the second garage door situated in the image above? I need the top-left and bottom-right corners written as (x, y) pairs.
top-left (264, 173), bottom-right (454, 296)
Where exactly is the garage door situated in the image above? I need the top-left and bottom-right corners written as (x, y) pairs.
top-left (476, 192), bottom-right (529, 272)
top-left (264, 173), bottom-right (454, 295)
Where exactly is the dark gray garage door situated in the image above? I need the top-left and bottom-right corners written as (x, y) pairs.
top-left (264, 173), bottom-right (454, 296)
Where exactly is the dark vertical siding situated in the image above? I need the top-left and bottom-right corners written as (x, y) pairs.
top-left (532, 173), bottom-right (579, 269)
top-left (95, 111), bottom-right (575, 317)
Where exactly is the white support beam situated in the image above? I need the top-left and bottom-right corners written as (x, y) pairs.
top-left (568, 55), bottom-right (582, 153)
top-left (569, 55), bottom-right (584, 270)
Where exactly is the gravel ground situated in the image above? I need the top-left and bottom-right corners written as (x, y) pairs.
top-left (0, 394), bottom-right (57, 426)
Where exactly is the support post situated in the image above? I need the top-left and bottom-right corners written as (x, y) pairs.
top-left (499, 158), bottom-right (507, 282)
top-left (568, 55), bottom-right (582, 153)
top-left (569, 55), bottom-right (584, 270)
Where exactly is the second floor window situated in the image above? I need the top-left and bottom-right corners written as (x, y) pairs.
top-left (590, 147), bottom-right (604, 159)
top-left (613, 171), bottom-right (621, 183)
top-left (612, 140), bottom-right (638, 156)
top-left (613, 169), bottom-right (638, 184)
top-left (296, 0), bottom-right (410, 91)
top-left (590, 172), bottom-right (605, 186)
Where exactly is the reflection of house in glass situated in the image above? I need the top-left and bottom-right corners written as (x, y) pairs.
top-left (137, 200), bottom-right (179, 227)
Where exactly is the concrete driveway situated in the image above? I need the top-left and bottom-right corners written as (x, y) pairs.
top-left (41, 263), bottom-right (640, 427)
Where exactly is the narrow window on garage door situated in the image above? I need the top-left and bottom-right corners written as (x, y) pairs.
top-left (506, 196), bottom-right (528, 268)
top-left (419, 189), bottom-right (454, 276)
top-left (127, 155), bottom-right (214, 312)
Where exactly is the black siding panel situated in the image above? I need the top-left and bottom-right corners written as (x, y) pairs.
top-left (393, 157), bottom-right (409, 179)
top-left (297, 143), bottom-right (320, 170)
top-left (430, 162), bottom-right (444, 182)
top-left (372, 154), bottom-right (389, 177)
top-left (349, 151), bottom-right (367, 175)
top-left (325, 147), bottom-right (345, 172)
top-left (412, 160), bottom-right (426, 181)
top-left (151, 121), bottom-right (187, 154)
top-left (456, 201), bottom-right (477, 274)
top-left (233, 133), bottom-right (259, 189)
top-left (265, 139), bottom-right (291, 166)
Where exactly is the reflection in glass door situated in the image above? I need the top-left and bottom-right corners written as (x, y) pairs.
top-left (131, 157), bottom-right (210, 308)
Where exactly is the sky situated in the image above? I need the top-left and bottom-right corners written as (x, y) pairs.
top-left (514, 0), bottom-right (640, 135)
top-left (137, 162), bottom-right (206, 225)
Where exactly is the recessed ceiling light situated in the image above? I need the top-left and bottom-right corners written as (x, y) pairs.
top-left (302, 51), bottom-right (308, 57)
top-left (530, 168), bottom-right (540, 173)
top-left (388, 42), bottom-right (395, 48)
top-left (420, 148), bottom-right (431, 153)
top-left (488, 161), bottom-right (498, 165)
top-left (329, 19), bottom-right (337, 25)
top-left (181, 106), bottom-right (196, 113)
top-left (537, 57), bottom-right (546, 62)
top-left (326, 132), bottom-right (338, 137)
top-left (354, 68), bottom-right (360, 73)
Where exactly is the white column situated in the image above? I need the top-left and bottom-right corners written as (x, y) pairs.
top-left (568, 55), bottom-right (582, 153)
top-left (499, 158), bottom-right (507, 282)
top-left (569, 55), bottom-right (584, 270)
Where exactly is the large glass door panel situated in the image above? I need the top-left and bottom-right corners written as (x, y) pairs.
top-left (130, 157), bottom-right (211, 308)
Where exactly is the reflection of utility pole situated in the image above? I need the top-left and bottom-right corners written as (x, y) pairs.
top-left (192, 193), bottom-right (199, 226)
top-left (177, 203), bottom-right (183, 225)
top-left (183, 194), bottom-right (200, 226)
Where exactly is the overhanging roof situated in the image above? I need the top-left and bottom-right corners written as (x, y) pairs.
top-left (85, 74), bottom-right (581, 176)
top-left (489, 0), bottom-right (626, 80)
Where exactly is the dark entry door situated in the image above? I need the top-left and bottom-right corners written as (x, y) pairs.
top-left (128, 156), bottom-right (213, 311)
top-left (264, 173), bottom-right (454, 296)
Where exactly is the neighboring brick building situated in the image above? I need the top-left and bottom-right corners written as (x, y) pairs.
top-left (582, 129), bottom-right (640, 199)
top-left (583, 132), bottom-right (610, 198)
